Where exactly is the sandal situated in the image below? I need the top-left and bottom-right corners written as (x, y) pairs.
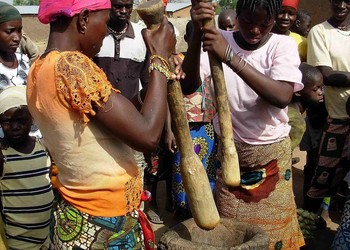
top-left (145, 209), bottom-right (164, 224)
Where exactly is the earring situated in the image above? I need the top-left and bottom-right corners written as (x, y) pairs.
top-left (81, 26), bottom-right (86, 34)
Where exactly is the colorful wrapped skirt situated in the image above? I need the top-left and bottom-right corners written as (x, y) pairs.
top-left (50, 195), bottom-right (154, 249)
top-left (172, 122), bottom-right (217, 211)
top-left (215, 138), bottom-right (305, 250)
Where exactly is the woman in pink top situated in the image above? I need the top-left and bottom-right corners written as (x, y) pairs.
top-left (181, 0), bottom-right (304, 249)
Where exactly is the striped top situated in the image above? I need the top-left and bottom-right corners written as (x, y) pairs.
top-left (0, 139), bottom-right (53, 250)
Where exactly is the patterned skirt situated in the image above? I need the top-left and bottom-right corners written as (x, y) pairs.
top-left (215, 138), bottom-right (305, 250)
top-left (172, 122), bottom-right (217, 211)
top-left (332, 197), bottom-right (350, 249)
top-left (50, 195), bottom-right (154, 249)
top-left (307, 118), bottom-right (350, 199)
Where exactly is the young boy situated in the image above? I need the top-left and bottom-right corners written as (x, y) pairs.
top-left (290, 10), bottom-right (312, 38)
top-left (0, 86), bottom-right (53, 250)
top-left (288, 63), bottom-right (324, 154)
top-left (218, 8), bottom-right (238, 31)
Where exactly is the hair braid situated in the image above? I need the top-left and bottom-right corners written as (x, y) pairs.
top-left (236, 0), bottom-right (282, 19)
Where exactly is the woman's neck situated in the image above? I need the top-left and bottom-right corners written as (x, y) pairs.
top-left (271, 26), bottom-right (290, 35)
top-left (108, 20), bottom-right (128, 33)
top-left (0, 52), bottom-right (17, 69)
top-left (234, 31), bottom-right (272, 51)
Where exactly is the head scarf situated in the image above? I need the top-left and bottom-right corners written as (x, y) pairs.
top-left (0, 86), bottom-right (27, 115)
top-left (38, 0), bottom-right (111, 24)
top-left (282, 0), bottom-right (299, 10)
top-left (0, 1), bottom-right (21, 24)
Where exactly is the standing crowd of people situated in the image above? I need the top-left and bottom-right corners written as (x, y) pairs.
top-left (0, 0), bottom-right (348, 249)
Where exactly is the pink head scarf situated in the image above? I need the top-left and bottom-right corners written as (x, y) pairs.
top-left (38, 0), bottom-right (111, 24)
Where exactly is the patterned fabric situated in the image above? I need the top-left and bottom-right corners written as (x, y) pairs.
top-left (332, 197), bottom-right (350, 249)
top-left (0, 52), bottom-right (30, 91)
top-left (172, 123), bottom-right (217, 210)
top-left (51, 196), bottom-right (154, 250)
top-left (56, 51), bottom-right (119, 125)
top-left (215, 138), bottom-right (305, 250)
top-left (0, 139), bottom-right (53, 250)
top-left (307, 119), bottom-right (350, 198)
top-left (183, 74), bottom-right (216, 123)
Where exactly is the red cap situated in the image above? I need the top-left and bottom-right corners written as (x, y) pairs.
top-left (282, 0), bottom-right (299, 10)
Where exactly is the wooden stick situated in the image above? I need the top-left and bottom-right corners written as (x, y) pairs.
top-left (200, 0), bottom-right (241, 187)
top-left (136, 0), bottom-right (220, 230)
top-left (167, 72), bottom-right (220, 230)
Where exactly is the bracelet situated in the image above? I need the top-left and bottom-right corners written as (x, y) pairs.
top-left (150, 54), bottom-right (170, 70)
top-left (232, 54), bottom-right (244, 72)
top-left (137, 91), bottom-right (143, 106)
top-left (235, 60), bottom-right (248, 73)
top-left (223, 44), bottom-right (231, 64)
top-left (149, 62), bottom-right (171, 80)
top-left (226, 48), bottom-right (234, 66)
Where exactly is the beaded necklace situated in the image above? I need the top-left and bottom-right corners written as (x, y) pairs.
top-left (108, 24), bottom-right (128, 39)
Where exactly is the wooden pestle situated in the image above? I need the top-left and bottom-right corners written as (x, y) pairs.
top-left (199, 0), bottom-right (241, 187)
top-left (136, 0), bottom-right (220, 230)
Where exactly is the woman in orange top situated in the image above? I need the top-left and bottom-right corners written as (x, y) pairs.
top-left (26, 0), bottom-right (176, 249)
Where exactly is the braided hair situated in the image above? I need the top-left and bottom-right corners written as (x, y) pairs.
top-left (236, 0), bottom-right (282, 19)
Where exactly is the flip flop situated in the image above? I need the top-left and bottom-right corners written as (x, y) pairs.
top-left (145, 209), bottom-right (164, 224)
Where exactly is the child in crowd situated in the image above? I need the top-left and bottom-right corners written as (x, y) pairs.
top-left (0, 86), bottom-right (53, 250)
top-left (288, 63), bottom-right (330, 237)
top-left (218, 8), bottom-right (238, 31)
top-left (272, 0), bottom-right (307, 62)
top-left (288, 63), bottom-right (324, 154)
top-left (290, 10), bottom-right (312, 37)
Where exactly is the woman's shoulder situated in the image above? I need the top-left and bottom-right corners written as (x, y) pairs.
top-left (269, 33), bottom-right (297, 46)
top-left (311, 21), bottom-right (330, 31)
top-left (55, 51), bottom-right (104, 74)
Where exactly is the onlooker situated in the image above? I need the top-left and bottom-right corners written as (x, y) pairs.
top-left (288, 63), bottom-right (324, 154)
top-left (306, 0), bottom-right (350, 202)
top-left (94, 0), bottom-right (149, 100)
top-left (18, 31), bottom-right (40, 65)
top-left (290, 9), bottom-right (312, 37)
top-left (27, 0), bottom-right (175, 248)
top-left (272, 0), bottom-right (307, 62)
top-left (0, 86), bottom-right (53, 250)
top-left (306, 3), bottom-right (350, 247)
top-left (218, 8), bottom-right (238, 31)
top-left (0, 2), bottom-right (30, 91)
top-left (181, 0), bottom-right (304, 248)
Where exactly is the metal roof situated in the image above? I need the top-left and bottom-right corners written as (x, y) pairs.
top-left (166, 2), bottom-right (191, 12)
